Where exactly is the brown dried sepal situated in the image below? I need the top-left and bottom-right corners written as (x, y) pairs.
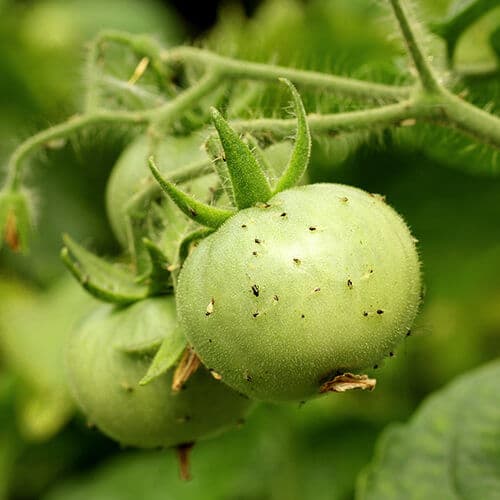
top-left (172, 347), bottom-right (201, 392)
top-left (176, 442), bottom-right (195, 481)
top-left (320, 373), bottom-right (376, 394)
top-left (4, 210), bottom-right (20, 252)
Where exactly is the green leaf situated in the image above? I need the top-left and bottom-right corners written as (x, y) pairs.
top-left (357, 359), bottom-right (500, 499)
top-left (211, 107), bottom-right (272, 208)
top-left (61, 234), bottom-right (149, 304)
top-left (273, 78), bottom-right (311, 193)
top-left (139, 324), bottom-right (186, 385)
top-left (148, 157), bottom-right (234, 229)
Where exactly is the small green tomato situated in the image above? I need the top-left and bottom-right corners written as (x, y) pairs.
top-left (66, 297), bottom-right (251, 448)
top-left (106, 132), bottom-right (215, 247)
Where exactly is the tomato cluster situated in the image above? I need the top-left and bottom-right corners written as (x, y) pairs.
top-left (64, 82), bottom-right (421, 466)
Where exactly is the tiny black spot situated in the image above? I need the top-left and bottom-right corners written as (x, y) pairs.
top-left (251, 284), bottom-right (260, 297)
top-left (406, 330), bottom-right (412, 337)
top-left (363, 311), bottom-right (369, 317)
top-left (293, 258), bottom-right (301, 265)
top-left (273, 294), bottom-right (279, 301)
top-left (301, 314), bottom-right (305, 319)
top-left (309, 226), bottom-right (317, 231)
top-left (255, 238), bottom-right (261, 244)
top-left (241, 224), bottom-right (247, 229)
top-left (340, 196), bottom-right (349, 203)
top-left (373, 364), bottom-right (378, 369)
top-left (252, 311), bottom-right (259, 318)
top-left (377, 309), bottom-right (384, 315)
top-left (389, 351), bottom-right (394, 357)
top-left (252, 251), bottom-right (258, 256)
top-left (189, 208), bottom-right (198, 217)
top-left (369, 269), bottom-right (374, 274)
top-left (280, 212), bottom-right (287, 217)
top-left (246, 374), bottom-right (253, 382)
top-left (347, 279), bottom-right (353, 288)
top-left (208, 339), bottom-right (212, 343)
top-left (314, 287), bottom-right (321, 292)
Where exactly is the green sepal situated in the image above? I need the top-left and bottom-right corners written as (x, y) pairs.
top-left (273, 78), bottom-right (311, 194)
top-left (178, 227), bottom-right (215, 265)
top-left (211, 107), bottom-right (273, 208)
top-left (136, 238), bottom-right (173, 294)
top-left (139, 325), bottom-right (187, 385)
top-left (0, 188), bottom-right (32, 254)
top-left (205, 135), bottom-right (235, 205)
top-left (148, 157), bottom-right (234, 229)
top-left (61, 234), bottom-right (149, 304)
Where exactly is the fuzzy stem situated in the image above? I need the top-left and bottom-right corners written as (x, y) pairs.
top-left (440, 90), bottom-right (500, 149)
top-left (4, 73), bottom-right (221, 191)
top-left (4, 111), bottom-right (148, 190)
top-left (231, 100), bottom-right (425, 138)
top-left (149, 71), bottom-right (221, 130)
top-left (164, 46), bottom-right (410, 101)
top-left (388, 0), bottom-right (441, 93)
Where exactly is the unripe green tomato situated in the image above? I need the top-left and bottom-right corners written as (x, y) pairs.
top-left (177, 184), bottom-right (421, 402)
top-left (106, 132), bottom-right (216, 247)
top-left (67, 297), bottom-right (252, 448)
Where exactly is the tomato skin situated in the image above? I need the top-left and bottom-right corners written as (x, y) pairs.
top-left (66, 297), bottom-right (252, 448)
top-left (176, 183), bottom-right (421, 402)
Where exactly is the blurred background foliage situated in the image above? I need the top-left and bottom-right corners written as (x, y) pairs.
top-left (0, 0), bottom-right (499, 498)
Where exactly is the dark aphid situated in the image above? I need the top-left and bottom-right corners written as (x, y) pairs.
top-left (241, 224), bottom-right (247, 229)
top-left (340, 196), bottom-right (349, 203)
top-left (189, 208), bottom-right (198, 218)
top-left (255, 238), bottom-right (261, 244)
top-left (376, 309), bottom-right (384, 315)
top-left (314, 287), bottom-right (321, 292)
top-left (347, 279), bottom-right (353, 288)
top-left (301, 314), bottom-right (305, 319)
top-left (293, 258), bottom-right (301, 265)
top-left (273, 294), bottom-right (279, 301)
top-left (363, 311), bottom-right (369, 317)
top-left (245, 374), bottom-right (253, 382)
top-left (309, 226), bottom-right (317, 231)
top-left (252, 251), bottom-right (258, 256)
top-left (389, 351), bottom-right (394, 357)
top-left (252, 311), bottom-right (259, 318)
top-left (251, 284), bottom-right (260, 297)
top-left (373, 364), bottom-right (379, 369)
top-left (280, 212), bottom-right (287, 217)
top-left (406, 330), bottom-right (412, 337)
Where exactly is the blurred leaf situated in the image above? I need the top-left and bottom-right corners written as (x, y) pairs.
top-left (357, 359), bottom-right (500, 499)
top-left (0, 277), bottom-right (96, 440)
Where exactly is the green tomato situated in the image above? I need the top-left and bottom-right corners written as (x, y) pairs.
top-left (177, 184), bottom-right (421, 402)
top-left (106, 132), bottom-right (216, 248)
top-left (67, 297), bottom-right (252, 448)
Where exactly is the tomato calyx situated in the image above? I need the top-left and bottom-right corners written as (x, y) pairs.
top-left (149, 78), bottom-right (311, 229)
